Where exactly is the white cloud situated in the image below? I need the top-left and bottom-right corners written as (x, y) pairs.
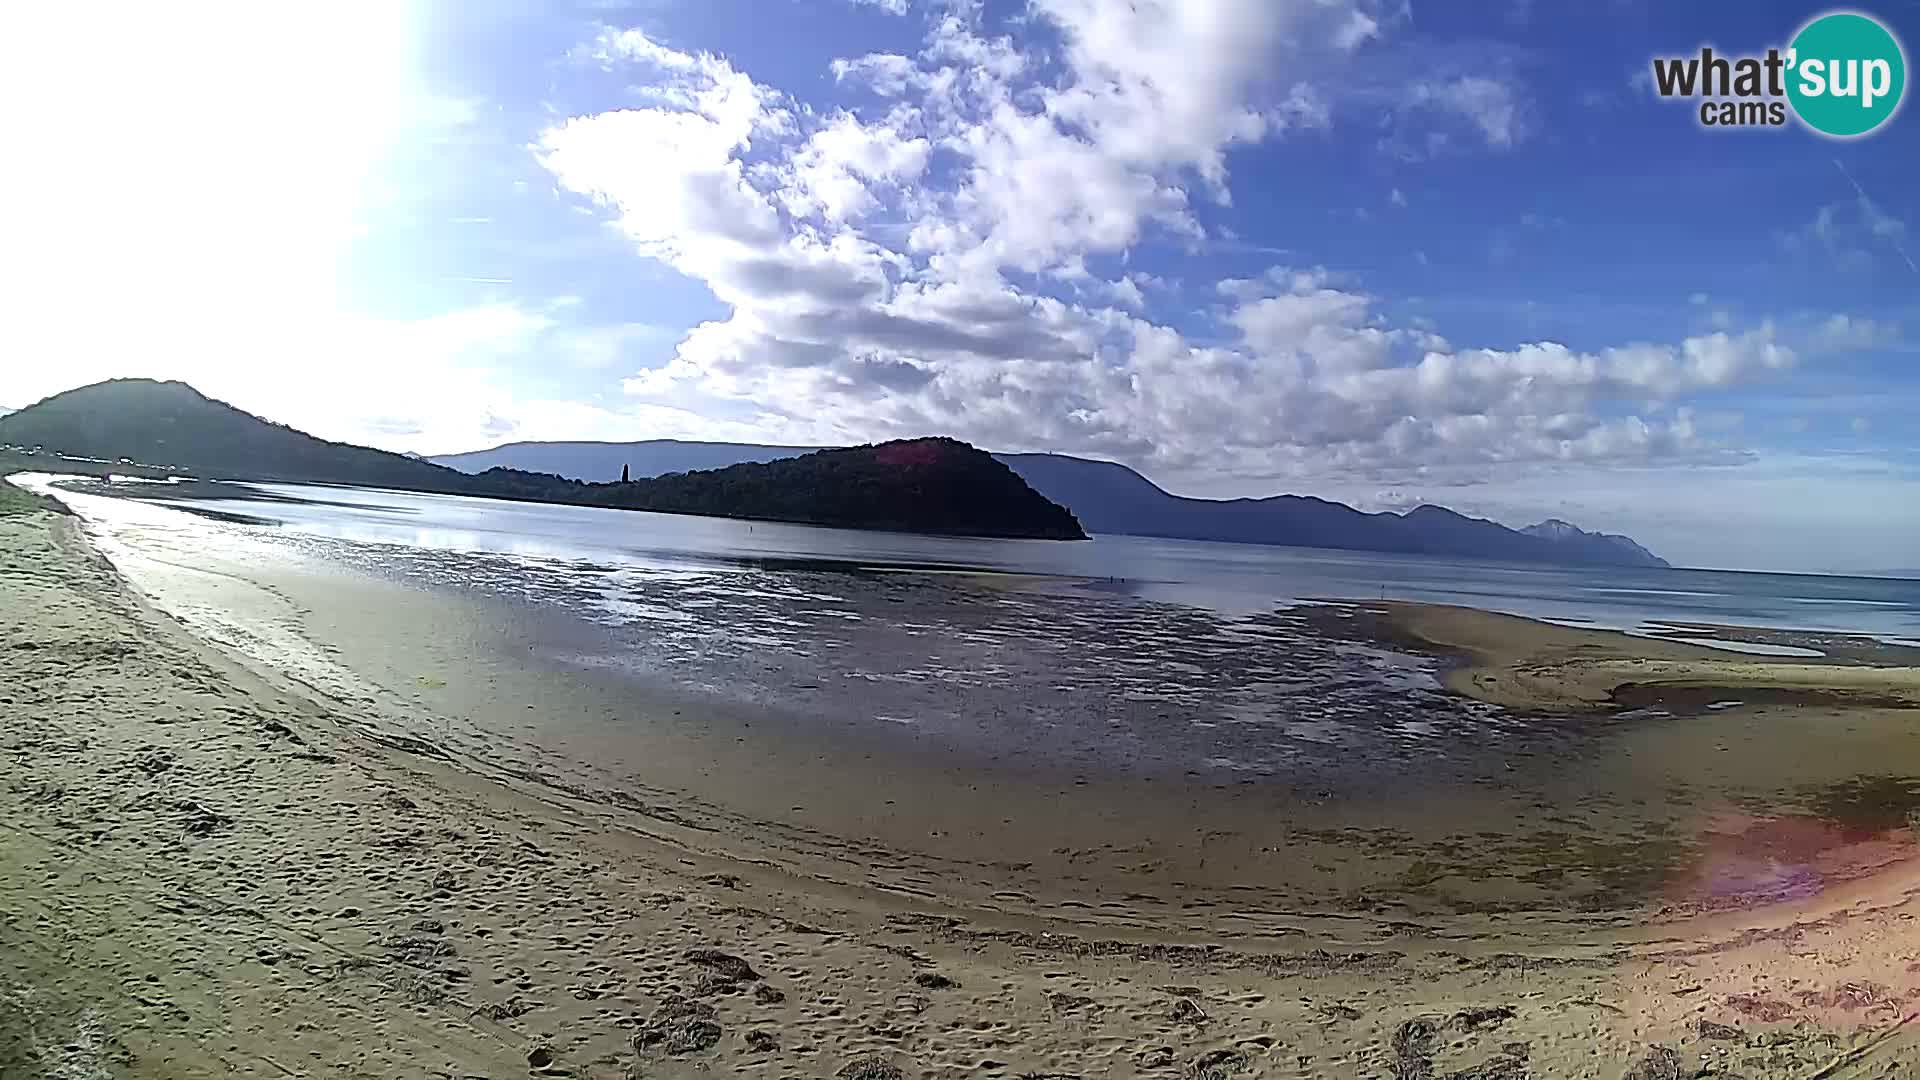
top-left (1809, 313), bottom-right (1901, 351)
top-left (1779, 196), bottom-right (1914, 273)
top-left (831, 53), bottom-right (922, 96)
top-left (1032, 0), bottom-right (1378, 193)
top-left (775, 111), bottom-right (931, 223)
top-left (518, 6), bottom-right (1843, 503)
top-left (1405, 76), bottom-right (1527, 148)
top-left (1105, 277), bottom-right (1146, 310)
top-left (848, 0), bottom-right (910, 13)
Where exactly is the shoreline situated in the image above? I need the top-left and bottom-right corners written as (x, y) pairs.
top-left (1317, 600), bottom-right (1920, 713)
top-left (26, 478), bottom-right (1920, 930)
top-left (6, 497), bottom-right (1920, 1075)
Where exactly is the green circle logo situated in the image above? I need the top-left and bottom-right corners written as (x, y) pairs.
top-left (1787, 11), bottom-right (1907, 137)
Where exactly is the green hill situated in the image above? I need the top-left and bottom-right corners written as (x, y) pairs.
top-left (0, 379), bottom-right (464, 491)
top-left (596, 438), bottom-right (1083, 539)
top-left (0, 380), bottom-right (1085, 540)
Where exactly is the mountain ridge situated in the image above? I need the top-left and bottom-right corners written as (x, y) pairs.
top-left (433, 440), bottom-right (1669, 568)
top-left (0, 380), bottom-right (1084, 541)
top-left (436, 439), bottom-right (823, 480)
top-left (1521, 518), bottom-right (1664, 567)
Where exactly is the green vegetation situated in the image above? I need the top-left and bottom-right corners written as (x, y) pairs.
top-left (0, 380), bottom-right (462, 491)
top-left (0, 380), bottom-right (1085, 540)
top-left (0, 479), bottom-right (62, 518)
top-left (593, 438), bottom-right (1083, 538)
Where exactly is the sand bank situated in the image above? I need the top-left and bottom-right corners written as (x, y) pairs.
top-left (1345, 601), bottom-right (1920, 714)
top-left (4, 499), bottom-right (1919, 1077)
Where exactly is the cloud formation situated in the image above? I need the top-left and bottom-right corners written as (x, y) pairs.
top-left (529, 2), bottom-right (1836, 490)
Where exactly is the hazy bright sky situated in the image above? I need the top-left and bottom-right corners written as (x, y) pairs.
top-left (0, 1), bottom-right (1915, 573)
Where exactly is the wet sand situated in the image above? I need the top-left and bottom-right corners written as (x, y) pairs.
top-left (5, 497), bottom-right (1920, 1077)
top-left (1342, 601), bottom-right (1920, 713)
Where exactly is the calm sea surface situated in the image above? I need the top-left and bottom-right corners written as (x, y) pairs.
top-left (44, 476), bottom-right (1920, 643)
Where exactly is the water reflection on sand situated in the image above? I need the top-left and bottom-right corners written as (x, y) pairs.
top-left (288, 534), bottom-right (1546, 785)
top-left (30, 473), bottom-right (1920, 921)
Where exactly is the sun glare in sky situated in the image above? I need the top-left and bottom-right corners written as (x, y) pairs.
top-left (2, 2), bottom-right (413, 385)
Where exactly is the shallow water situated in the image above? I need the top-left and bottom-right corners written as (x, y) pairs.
top-left (22, 474), bottom-right (1920, 919)
top-left (1662, 637), bottom-right (1827, 657)
top-left (44, 475), bottom-right (1920, 641)
top-left (33, 475), bottom-right (1537, 785)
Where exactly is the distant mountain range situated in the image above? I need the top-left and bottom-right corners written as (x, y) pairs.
top-left (1522, 519), bottom-right (1666, 568)
top-left (0, 380), bottom-right (1667, 564)
top-left (434, 440), bottom-right (1670, 568)
top-left (5, 380), bottom-right (469, 490)
top-left (0, 380), bottom-right (1084, 540)
top-left (436, 440), bottom-right (818, 480)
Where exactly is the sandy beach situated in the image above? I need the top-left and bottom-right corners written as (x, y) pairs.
top-left (6, 491), bottom-right (1920, 1078)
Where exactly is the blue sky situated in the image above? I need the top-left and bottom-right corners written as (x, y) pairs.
top-left (0, 0), bottom-right (1915, 572)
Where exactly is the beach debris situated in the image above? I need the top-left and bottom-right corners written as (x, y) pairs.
top-left (131, 747), bottom-right (175, 775)
top-left (1048, 992), bottom-right (1098, 1013)
top-left (1796, 980), bottom-right (1894, 1010)
top-left (683, 947), bottom-right (760, 984)
top-left (1723, 995), bottom-right (1795, 1022)
top-left (1187, 1048), bottom-right (1251, 1078)
top-left (1620, 1046), bottom-right (1683, 1080)
top-left (176, 798), bottom-right (232, 836)
top-left (745, 1029), bottom-right (779, 1053)
top-left (382, 932), bottom-right (455, 964)
top-left (835, 1057), bottom-right (906, 1080)
top-left (387, 971), bottom-right (450, 1005)
top-left (1135, 1046), bottom-right (1176, 1069)
top-left (1315, 1002), bottom-right (1362, 1021)
top-left (691, 973), bottom-right (742, 997)
top-left (35, 1010), bottom-right (131, 1080)
top-left (1450, 1005), bottom-right (1516, 1031)
top-left (752, 983), bottom-right (785, 1005)
top-left (1450, 1043), bottom-right (1531, 1080)
top-left (912, 971), bottom-right (958, 990)
top-left (1695, 1019), bottom-right (1743, 1041)
top-left (526, 1042), bottom-right (555, 1069)
top-left (473, 996), bottom-right (537, 1021)
top-left (369, 732), bottom-right (452, 760)
top-left (634, 994), bottom-right (722, 1055)
top-left (1390, 1016), bottom-right (1442, 1080)
top-left (1168, 997), bottom-right (1209, 1025)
